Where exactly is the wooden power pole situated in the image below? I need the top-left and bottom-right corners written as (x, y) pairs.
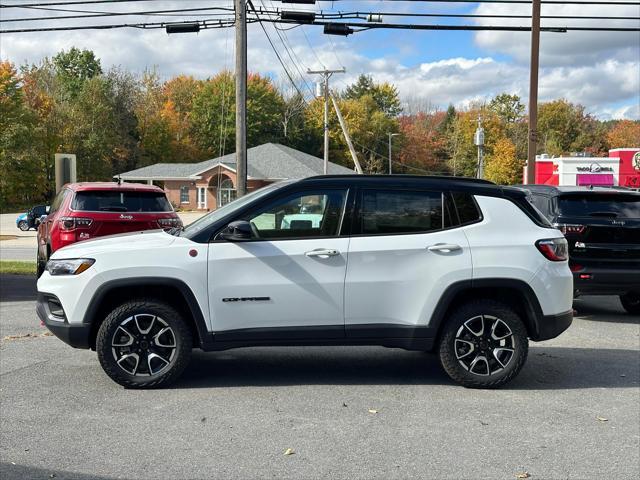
top-left (235, 0), bottom-right (247, 196)
top-left (308, 68), bottom-right (345, 174)
top-left (526, 0), bottom-right (541, 185)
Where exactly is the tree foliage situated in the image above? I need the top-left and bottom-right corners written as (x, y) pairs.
top-left (1, 48), bottom-right (635, 209)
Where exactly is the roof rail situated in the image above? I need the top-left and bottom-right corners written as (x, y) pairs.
top-left (304, 174), bottom-right (496, 185)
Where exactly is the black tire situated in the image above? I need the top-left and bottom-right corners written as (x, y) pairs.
top-left (620, 292), bottom-right (640, 315)
top-left (96, 299), bottom-right (192, 389)
top-left (36, 249), bottom-right (46, 278)
top-left (18, 220), bottom-right (29, 231)
top-left (439, 300), bottom-right (529, 389)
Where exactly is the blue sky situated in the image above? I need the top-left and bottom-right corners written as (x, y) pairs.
top-left (1, 0), bottom-right (639, 119)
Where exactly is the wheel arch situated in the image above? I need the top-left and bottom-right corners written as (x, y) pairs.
top-left (431, 279), bottom-right (545, 343)
top-left (83, 278), bottom-right (212, 350)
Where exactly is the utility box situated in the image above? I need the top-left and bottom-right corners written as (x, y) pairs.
top-left (55, 153), bottom-right (77, 192)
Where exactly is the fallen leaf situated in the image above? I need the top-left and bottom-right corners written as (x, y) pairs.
top-left (596, 416), bottom-right (608, 422)
top-left (201, 417), bottom-right (206, 423)
top-left (620, 374), bottom-right (626, 377)
top-left (516, 472), bottom-right (530, 479)
top-left (479, 421), bottom-right (489, 426)
top-left (342, 403), bottom-right (348, 407)
top-left (283, 448), bottom-right (295, 456)
top-left (368, 409), bottom-right (379, 414)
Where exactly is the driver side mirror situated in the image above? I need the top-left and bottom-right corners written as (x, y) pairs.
top-left (220, 220), bottom-right (253, 242)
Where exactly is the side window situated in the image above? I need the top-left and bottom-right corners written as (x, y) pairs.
top-left (245, 189), bottom-right (347, 240)
top-left (359, 189), bottom-right (443, 235)
top-left (180, 186), bottom-right (190, 204)
top-left (451, 192), bottom-right (482, 225)
top-left (49, 189), bottom-right (68, 215)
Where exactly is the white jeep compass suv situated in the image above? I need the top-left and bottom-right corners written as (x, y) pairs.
top-left (37, 176), bottom-right (573, 389)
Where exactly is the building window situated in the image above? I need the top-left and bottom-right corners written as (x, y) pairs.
top-left (180, 185), bottom-right (190, 204)
top-left (217, 178), bottom-right (237, 207)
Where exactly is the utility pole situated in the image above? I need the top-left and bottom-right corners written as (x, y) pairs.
top-left (526, 0), bottom-right (541, 185)
top-left (235, 0), bottom-right (247, 196)
top-left (308, 68), bottom-right (345, 174)
top-left (474, 116), bottom-right (485, 179)
top-left (388, 133), bottom-right (399, 175)
top-left (329, 93), bottom-right (363, 174)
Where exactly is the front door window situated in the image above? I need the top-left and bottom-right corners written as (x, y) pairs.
top-left (217, 179), bottom-right (236, 208)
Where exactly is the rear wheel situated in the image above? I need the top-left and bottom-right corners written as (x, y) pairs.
top-left (620, 292), bottom-right (640, 315)
top-left (18, 220), bottom-right (29, 231)
top-left (96, 299), bottom-right (192, 388)
top-left (439, 300), bottom-right (529, 388)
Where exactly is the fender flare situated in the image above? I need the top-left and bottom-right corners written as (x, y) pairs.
top-left (429, 278), bottom-right (545, 340)
top-left (82, 277), bottom-right (213, 349)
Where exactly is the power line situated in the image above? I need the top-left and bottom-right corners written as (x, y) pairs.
top-left (0, 6), bottom-right (236, 23)
top-left (0, 0), bottom-right (163, 7)
top-left (246, 0), bottom-right (307, 101)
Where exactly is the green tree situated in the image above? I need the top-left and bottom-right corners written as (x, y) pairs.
top-left (489, 93), bottom-right (525, 124)
top-left (53, 47), bottom-right (102, 98)
top-left (190, 71), bottom-right (285, 157)
top-left (343, 74), bottom-right (402, 117)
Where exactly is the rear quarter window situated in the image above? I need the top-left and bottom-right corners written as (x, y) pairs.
top-left (72, 191), bottom-right (173, 212)
top-left (451, 192), bottom-right (482, 225)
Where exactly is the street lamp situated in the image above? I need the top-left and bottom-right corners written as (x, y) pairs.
top-left (388, 133), bottom-right (400, 175)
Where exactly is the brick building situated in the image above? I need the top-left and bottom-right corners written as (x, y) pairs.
top-left (117, 143), bottom-right (354, 210)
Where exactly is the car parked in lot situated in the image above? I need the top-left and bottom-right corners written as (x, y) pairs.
top-left (37, 175), bottom-right (573, 389)
top-left (37, 182), bottom-right (181, 277)
top-left (16, 205), bottom-right (49, 231)
top-left (521, 185), bottom-right (640, 314)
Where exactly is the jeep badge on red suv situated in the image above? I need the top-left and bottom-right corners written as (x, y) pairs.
top-left (37, 182), bottom-right (181, 277)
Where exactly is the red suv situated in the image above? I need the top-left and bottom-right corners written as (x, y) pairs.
top-left (37, 182), bottom-right (181, 276)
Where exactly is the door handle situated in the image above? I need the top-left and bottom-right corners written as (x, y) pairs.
top-left (305, 249), bottom-right (340, 258)
top-left (427, 243), bottom-right (462, 253)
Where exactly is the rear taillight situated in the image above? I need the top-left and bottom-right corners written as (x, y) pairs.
top-left (157, 217), bottom-right (182, 229)
top-left (536, 238), bottom-right (569, 262)
top-left (569, 263), bottom-right (584, 272)
top-left (553, 223), bottom-right (585, 235)
top-left (59, 217), bottom-right (92, 231)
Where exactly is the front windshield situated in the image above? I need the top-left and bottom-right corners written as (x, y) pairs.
top-left (182, 180), bottom-right (293, 238)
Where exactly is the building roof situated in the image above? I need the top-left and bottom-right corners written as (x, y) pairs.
top-left (117, 143), bottom-right (354, 181)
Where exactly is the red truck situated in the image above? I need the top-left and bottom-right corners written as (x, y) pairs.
top-left (37, 182), bottom-right (181, 277)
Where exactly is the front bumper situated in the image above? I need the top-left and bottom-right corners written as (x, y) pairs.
top-left (534, 310), bottom-right (573, 341)
top-left (36, 293), bottom-right (92, 349)
top-left (572, 266), bottom-right (640, 296)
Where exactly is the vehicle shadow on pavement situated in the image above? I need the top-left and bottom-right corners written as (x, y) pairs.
top-left (0, 463), bottom-right (121, 480)
top-left (0, 274), bottom-right (36, 302)
top-left (176, 346), bottom-right (639, 391)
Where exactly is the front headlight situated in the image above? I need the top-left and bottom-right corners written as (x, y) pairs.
top-left (46, 258), bottom-right (95, 276)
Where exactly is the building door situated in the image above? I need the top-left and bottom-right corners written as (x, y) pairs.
top-left (197, 187), bottom-right (207, 210)
top-left (217, 178), bottom-right (237, 208)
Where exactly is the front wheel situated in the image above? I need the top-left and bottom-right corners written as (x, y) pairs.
top-left (620, 292), bottom-right (640, 315)
top-left (439, 300), bottom-right (529, 388)
top-left (18, 220), bottom-right (29, 231)
top-left (96, 300), bottom-right (192, 388)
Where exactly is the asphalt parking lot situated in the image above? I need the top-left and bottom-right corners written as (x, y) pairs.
top-left (0, 274), bottom-right (638, 480)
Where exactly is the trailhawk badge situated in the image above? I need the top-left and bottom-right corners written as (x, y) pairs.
top-left (119, 214), bottom-right (133, 220)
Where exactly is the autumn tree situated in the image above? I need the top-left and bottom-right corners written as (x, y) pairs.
top-left (0, 61), bottom-right (44, 207)
top-left (606, 120), bottom-right (640, 148)
top-left (484, 138), bottom-right (523, 185)
top-left (397, 111), bottom-right (449, 174)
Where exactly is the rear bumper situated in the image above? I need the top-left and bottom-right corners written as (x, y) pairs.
top-left (572, 266), bottom-right (640, 296)
top-left (36, 293), bottom-right (92, 349)
top-left (534, 310), bottom-right (573, 341)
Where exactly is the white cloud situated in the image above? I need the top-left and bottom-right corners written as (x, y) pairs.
top-left (0, 0), bottom-right (637, 119)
